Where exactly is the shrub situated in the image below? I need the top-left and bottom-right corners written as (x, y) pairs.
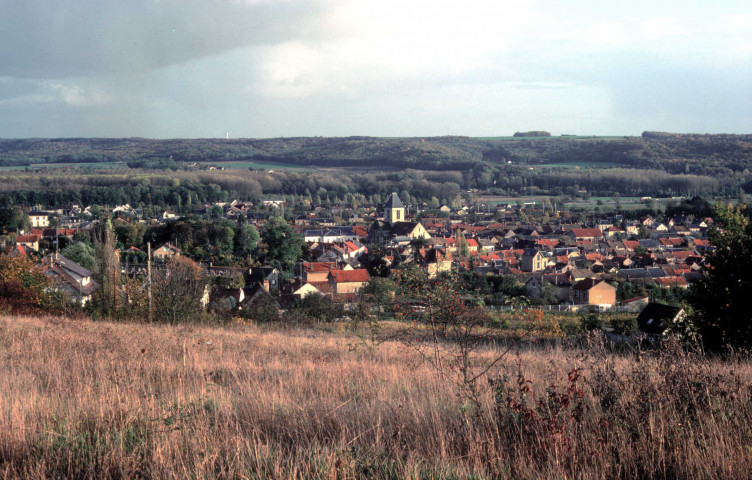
top-left (611, 316), bottom-right (638, 336)
top-left (581, 313), bottom-right (604, 331)
top-left (290, 294), bottom-right (345, 322)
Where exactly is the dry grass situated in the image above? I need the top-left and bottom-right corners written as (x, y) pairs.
top-left (1, 315), bottom-right (751, 479)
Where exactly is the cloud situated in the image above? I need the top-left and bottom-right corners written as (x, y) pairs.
top-left (1, 1), bottom-right (752, 137)
top-left (0, 0), bottom-right (323, 79)
top-left (50, 84), bottom-right (111, 106)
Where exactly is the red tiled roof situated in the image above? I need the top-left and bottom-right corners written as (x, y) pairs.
top-left (17, 235), bottom-right (39, 243)
top-left (571, 228), bottom-right (603, 238)
top-left (304, 262), bottom-right (337, 273)
top-left (329, 269), bottom-right (370, 283)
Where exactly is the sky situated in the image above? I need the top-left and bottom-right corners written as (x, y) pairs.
top-left (1, 0), bottom-right (751, 138)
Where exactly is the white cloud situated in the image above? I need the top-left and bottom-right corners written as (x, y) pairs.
top-left (51, 84), bottom-right (111, 107)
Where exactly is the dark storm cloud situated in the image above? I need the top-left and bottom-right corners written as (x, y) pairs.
top-left (0, 0), bottom-right (321, 79)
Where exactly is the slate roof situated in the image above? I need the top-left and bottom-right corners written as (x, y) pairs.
top-left (637, 303), bottom-right (684, 335)
top-left (384, 192), bottom-right (404, 209)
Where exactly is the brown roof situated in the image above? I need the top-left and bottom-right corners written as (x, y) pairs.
top-left (572, 278), bottom-right (612, 291)
top-left (571, 228), bottom-right (603, 238)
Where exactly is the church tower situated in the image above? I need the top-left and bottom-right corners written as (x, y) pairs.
top-left (383, 192), bottom-right (405, 225)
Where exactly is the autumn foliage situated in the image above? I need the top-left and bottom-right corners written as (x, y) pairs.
top-left (0, 255), bottom-right (55, 314)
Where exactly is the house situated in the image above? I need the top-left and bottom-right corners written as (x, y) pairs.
top-left (153, 243), bottom-right (181, 261)
top-left (368, 220), bottom-right (431, 245)
top-left (637, 302), bottom-right (686, 336)
top-left (238, 283), bottom-right (281, 320)
top-left (247, 266), bottom-right (279, 293)
top-left (619, 295), bottom-right (650, 313)
top-left (571, 278), bottom-right (616, 308)
top-left (16, 234), bottom-right (40, 252)
top-left (261, 199), bottom-right (286, 209)
top-left (520, 249), bottom-right (547, 272)
top-left (303, 227), bottom-right (361, 243)
top-left (327, 269), bottom-right (370, 294)
top-left (417, 247), bottom-right (452, 278)
top-left (29, 211), bottom-right (50, 228)
top-left (569, 228), bottom-right (604, 242)
top-left (301, 262), bottom-right (337, 283)
top-left (542, 273), bottom-right (572, 302)
top-left (43, 252), bottom-right (98, 305)
top-left (292, 282), bottom-right (322, 300)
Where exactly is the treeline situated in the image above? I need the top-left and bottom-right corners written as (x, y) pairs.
top-left (0, 165), bottom-right (743, 211)
top-left (0, 169), bottom-right (466, 209)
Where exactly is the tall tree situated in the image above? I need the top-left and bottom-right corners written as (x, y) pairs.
top-left (261, 216), bottom-right (303, 271)
top-left (92, 220), bottom-right (120, 317)
top-left (153, 256), bottom-right (205, 324)
top-left (233, 224), bottom-right (260, 259)
top-left (689, 204), bottom-right (752, 349)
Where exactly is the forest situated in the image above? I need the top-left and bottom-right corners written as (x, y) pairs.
top-left (1, 132), bottom-right (751, 206)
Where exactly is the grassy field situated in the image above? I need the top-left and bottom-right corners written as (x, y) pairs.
top-left (1, 315), bottom-right (751, 479)
top-left (210, 160), bottom-right (313, 171)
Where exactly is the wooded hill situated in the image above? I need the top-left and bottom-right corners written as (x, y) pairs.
top-left (2, 133), bottom-right (752, 177)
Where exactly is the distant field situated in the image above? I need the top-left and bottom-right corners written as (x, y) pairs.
top-left (476, 135), bottom-right (629, 141)
top-left (0, 161), bottom-right (124, 171)
top-left (199, 160), bottom-right (313, 171)
top-left (532, 161), bottom-right (627, 169)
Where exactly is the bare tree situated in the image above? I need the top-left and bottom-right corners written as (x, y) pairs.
top-left (394, 268), bottom-right (515, 408)
top-left (93, 220), bottom-right (120, 317)
top-left (152, 256), bottom-right (205, 324)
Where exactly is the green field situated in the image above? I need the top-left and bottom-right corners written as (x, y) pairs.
top-left (532, 161), bottom-right (626, 169)
top-left (207, 160), bottom-right (314, 171)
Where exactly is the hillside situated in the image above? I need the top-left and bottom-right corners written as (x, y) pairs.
top-left (1, 315), bottom-right (751, 479)
top-left (3, 133), bottom-right (752, 176)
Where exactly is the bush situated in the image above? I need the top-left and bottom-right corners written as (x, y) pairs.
top-left (290, 294), bottom-right (345, 322)
top-left (0, 255), bottom-right (57, 315)
top-left (581, 313), bottom-right (604, 331)
top-left (611, 316), bottom-right (638, 336)
top-left (559, 316), bottom-right (582, 336)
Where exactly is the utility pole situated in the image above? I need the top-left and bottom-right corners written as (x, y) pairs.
top-left (147, 242), bottom-right (153, 322)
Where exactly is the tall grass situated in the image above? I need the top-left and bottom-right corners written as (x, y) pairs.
top-left (1, 315), bottom-right (750, 479)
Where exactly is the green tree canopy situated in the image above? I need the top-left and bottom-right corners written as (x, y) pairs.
top-left (689, 204), bottom-right (752, 349)
top-left (61, 241), bottom-right (96, 271)
top-left (261, 216), bottom-right (303, 271)
top-left (233, 224), bottom-right (259, 259)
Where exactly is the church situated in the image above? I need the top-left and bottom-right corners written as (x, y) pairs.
top-left (368, 192), bottom-right (431, 245)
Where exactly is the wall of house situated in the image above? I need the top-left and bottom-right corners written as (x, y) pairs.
top-left (305, 271), bottom-right (330, 283)
top-left (333, 281), bottom-right (366, 294)
top-left (426, 260), bottom-right (452, 278)
top-left (587, 283), bottom-right (616, 306)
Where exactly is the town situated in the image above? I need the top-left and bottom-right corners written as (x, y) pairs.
top-left (1, 188), bottom-right (712, 338)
